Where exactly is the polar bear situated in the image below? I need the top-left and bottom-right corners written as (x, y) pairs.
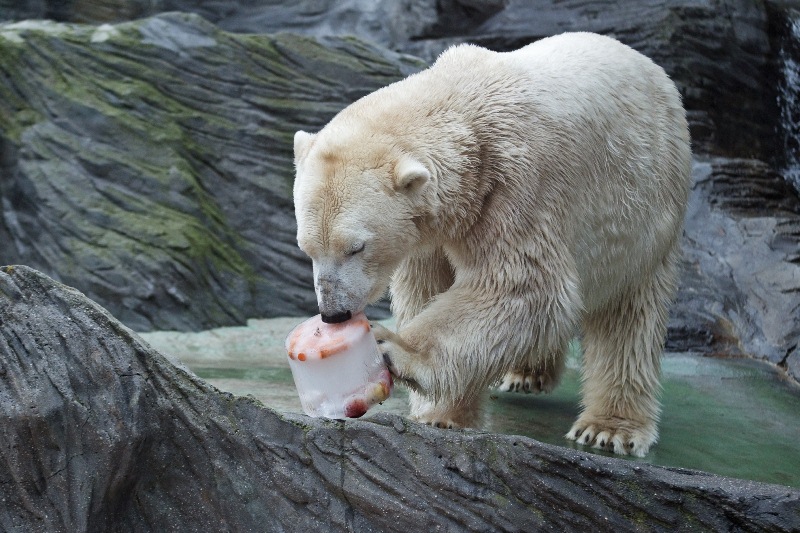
top-left (292, 32), bottom-right (691, 457)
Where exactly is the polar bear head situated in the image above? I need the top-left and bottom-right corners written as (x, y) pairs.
top-left (292, 128), bottom-right (433, 323)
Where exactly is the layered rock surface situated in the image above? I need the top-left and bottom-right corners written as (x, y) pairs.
top-left (0, 13), bottom-right (419, 330)
top-left (672, 158), bottom-right (800, 380)
top-left (0, 0), bottom-right (786, 157)
top-left (1, 265), bottom-right (798, 531)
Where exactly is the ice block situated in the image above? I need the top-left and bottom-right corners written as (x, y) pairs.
top-left (285, 312), bottom-right (393, 419)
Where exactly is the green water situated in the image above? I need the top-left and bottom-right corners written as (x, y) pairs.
top-left (141, 317), bottom-right (800, 488)
top-left (482, 355), bottom-right (800, 488)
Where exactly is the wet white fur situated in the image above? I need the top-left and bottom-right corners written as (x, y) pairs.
top-left (293, 32), bottom-right (691, 457)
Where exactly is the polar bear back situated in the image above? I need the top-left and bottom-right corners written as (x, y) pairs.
top-left (426, 34), bottom-right (690, 310)
top-left (313, 32), bottom-right (691, 313)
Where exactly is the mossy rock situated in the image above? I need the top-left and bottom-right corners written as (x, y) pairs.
top-left (0, 13), bottom-right (423, 331)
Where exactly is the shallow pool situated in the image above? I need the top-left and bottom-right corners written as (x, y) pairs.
top-left (141, 317), bottom-right (800, 488)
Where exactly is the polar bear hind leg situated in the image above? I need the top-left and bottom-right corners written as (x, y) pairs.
top-left (499, 350), bottom-right (566, 394)
top-left (566, 251), bottom-right (677, 457)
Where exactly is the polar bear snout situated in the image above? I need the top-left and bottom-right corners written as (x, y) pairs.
top-left (320, 310), bottom-right (352, 324)
top-left (313, 260), bottom-right (373, 323)
top-left (315, 276), bottom-right (355, 322)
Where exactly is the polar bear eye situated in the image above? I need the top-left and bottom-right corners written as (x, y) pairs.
top-left (346, 242), bottom-right (365, 256)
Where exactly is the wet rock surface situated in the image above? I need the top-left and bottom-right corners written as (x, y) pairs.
top-left (671, 158), bottom-right (800, 380)
top-left (2, 265), bottom-right (799, 532)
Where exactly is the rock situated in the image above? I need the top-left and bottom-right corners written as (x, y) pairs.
top-left (0, 1), bottom-right (445, 50)
top-left (1, 264), bottom-right (799, 531)
top-left (0, 13), bottom-right (415, 331)
top-left (773, 4), bottom-right (800, 191)
top-left (0, 0), bottom-right (785, 159)
top-left (670, 158), bottom-right (800, 381)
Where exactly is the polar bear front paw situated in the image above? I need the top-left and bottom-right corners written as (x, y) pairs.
top-left (565, 415), bottom-right (657, 458)
top-left (409, 399), bottom-right (480, 429)
top-left (370, 322), bottom-right (427, 394)
top-left (411, 412), bottom-right (462, 429)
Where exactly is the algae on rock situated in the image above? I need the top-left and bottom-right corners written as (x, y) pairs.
top-left (0, 13), bottom-right (421, 331)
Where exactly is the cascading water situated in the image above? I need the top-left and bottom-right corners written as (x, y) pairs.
top-left (778, 8), bottom-right (800, 193)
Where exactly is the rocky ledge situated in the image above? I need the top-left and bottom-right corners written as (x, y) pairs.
top-left (1, 265), bottom-right (799, 531)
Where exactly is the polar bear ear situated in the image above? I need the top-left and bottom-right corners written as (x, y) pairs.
top-left (394, 156), bottom-right (431, 193)
top-left (294, 130), bottom-right (316, 163)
